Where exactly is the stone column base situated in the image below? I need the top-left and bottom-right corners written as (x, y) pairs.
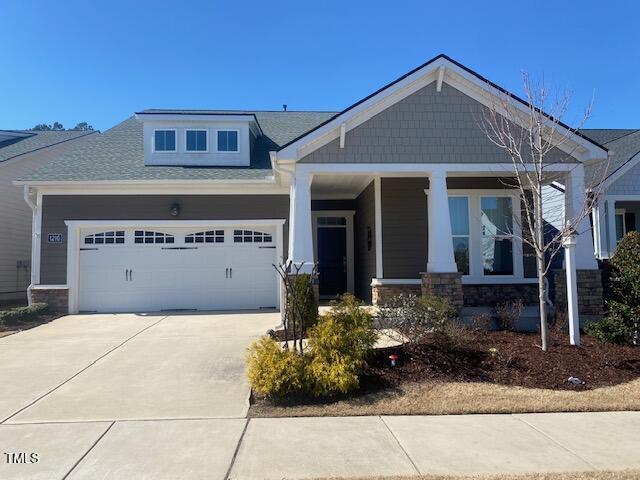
top-left (420, 272), bottom-right (464, 310)
top-left (371, 283), bottom-right (421, 305)
top-left (554, 269), bottom-right (603, 319)
top-left (29, 286), bottom-right (69, 313)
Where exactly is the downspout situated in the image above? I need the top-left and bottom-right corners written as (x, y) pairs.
top-left (23, 185), bottom-right (37, 306)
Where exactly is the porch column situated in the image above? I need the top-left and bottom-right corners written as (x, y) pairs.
top-left (605, 197), bottom-right (618, 256)
top-left (289, 170), bottom-right (315, 273)
top-left (563, 235), bottom-right (580, 346)
top-left (565, 165), bottom-right (598, 270)
top-left (427, 171), bottom-right (457, 273)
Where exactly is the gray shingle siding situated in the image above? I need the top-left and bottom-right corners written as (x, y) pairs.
top-left (300, 83), bottom-right (574, 165)
top-left (607, 161), bottom-right (640, 195)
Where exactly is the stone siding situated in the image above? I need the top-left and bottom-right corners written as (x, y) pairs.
top-left (421, 272), bottom-right (463, 310)
top-left (372, 283), bottom-right (421, 305)
top-left (554, 269), bottom-right (604, 318)
top-left (463, 284), bottom-right (539, 307)
top-left (30, 288), bottom-right (68, 312)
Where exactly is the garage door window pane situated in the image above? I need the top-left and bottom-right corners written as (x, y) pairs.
top-left (186, 230), bottom-right (224, 243)
top-left (85, 231), bottom-right (125, 245)
top-left (234, 229), bottom-right (272, 243)
top-left (135, 231), bottom-right (175, 244)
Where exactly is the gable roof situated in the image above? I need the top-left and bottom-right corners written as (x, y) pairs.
top-left (18, 111), bottom-right (335, 183)
top-left (277, 54), bottom-right (608, 162)
top-left (0, 129), bottom-right (96, 163)
top-left (580, 128), bottom-right (640, 188)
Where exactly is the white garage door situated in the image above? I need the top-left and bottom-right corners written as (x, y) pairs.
top-left (77, 226), bottom-right (279, 313)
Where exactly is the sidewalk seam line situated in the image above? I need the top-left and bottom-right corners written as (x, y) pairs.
top-left (514, 415), bottom-right (598, 469)
top-left (62, 420), bottom-right (116, 479)
top-left (0, 316), bottom-right (169, 424)
top-left (379, 416), bottom-right (421, 475)
top-left (224, 418), bottom-right (250, 480)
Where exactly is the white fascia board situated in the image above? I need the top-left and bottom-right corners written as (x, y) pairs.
top-left (65, 219), bottom-right (286, 228)
top-left (15, 180), bottom-right (289, 196)
top-left (135, 113), bottom-right (256, 123)
top-left (278, 57), bottom-right (606, 163)
top-left (295, 162), bottom-right (578, 176)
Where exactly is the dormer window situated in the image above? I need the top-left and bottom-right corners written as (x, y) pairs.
top-left (216, 130), bottom-right (239, 152)
top-left (185, 129), bottom-right (208, 152)
top-left (153, 129), bottom-right (176, 152)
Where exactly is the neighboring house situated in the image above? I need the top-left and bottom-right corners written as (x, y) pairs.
top-left (15, 55), bottom-right (606, 320)
top-left (0, 129), bottom-right (97, 303)
top-left (582, 129), bottom-right (640, 259)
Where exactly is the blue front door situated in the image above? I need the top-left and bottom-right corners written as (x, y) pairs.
top-left (317, 227), bottom-right (347, 297)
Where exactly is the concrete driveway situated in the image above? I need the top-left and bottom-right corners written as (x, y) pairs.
top-left (0, 311), bottom-right (278, 423)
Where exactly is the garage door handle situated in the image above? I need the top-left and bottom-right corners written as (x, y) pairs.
top-left (125, 269), bottom-right (128, 281)
top-left (230, 268), bottom-right (233, 279)
top-left (225, 267), bottom-right (228, 279)
top-left (130, 269), bottom-right (133, 281)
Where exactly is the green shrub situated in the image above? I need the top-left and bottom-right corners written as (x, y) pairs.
top-left (594, 231), bottom-right (640, 344)
top-left (306, 294), bottom-right (377, 396)
top-left (286, 273), bottom-right (319, 335)
top-left (586, 301), bottom-right (634, 344)
top-left (246, 337), bottom-right (307, 397)
top-left (0, 303), bottom-right (48, 326)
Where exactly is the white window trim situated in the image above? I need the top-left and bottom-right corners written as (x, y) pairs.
top-left (215, 128), bottom-right (240, 153)
top-left (152, 129), bottom-right (177, 153)
top-left (445, 189), bottom-right (524, 283)
top-left (448, 194), bottom-right (471, 276)
top-left (615, 208), bottom-right (627, 241)
top-left (184, 129), bottom-right (209, 153)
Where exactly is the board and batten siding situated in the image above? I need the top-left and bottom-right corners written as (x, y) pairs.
top-left (354, 182), bottom-right (376, 302)
top-left (39, 194), bottom-right (289, 285)
top-left (299, 82), bottom-right (575, 165)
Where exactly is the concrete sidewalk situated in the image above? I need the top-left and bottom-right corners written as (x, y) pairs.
top-left (1, 411), bottom-right (638, 479)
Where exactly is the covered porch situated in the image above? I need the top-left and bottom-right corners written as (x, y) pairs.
top-left (593, 195), bottom-right (639, 259)
top-left (290, 164), bottom-right (598, 321)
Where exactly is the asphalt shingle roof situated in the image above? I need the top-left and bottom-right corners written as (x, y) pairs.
top-left (579, 129), bottom-right (640, 186)
top-left (0, 129), bottom-right (95, 163)
top-left (20, 111), bottom-right (336, 182)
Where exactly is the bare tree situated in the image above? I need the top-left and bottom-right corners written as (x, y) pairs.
top-left (273, 261), bottom-right (318, 353)
top-left (478, 73), bottom-right (609, 351)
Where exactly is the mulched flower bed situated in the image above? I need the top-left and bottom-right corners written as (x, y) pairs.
top-left (364, 330), bottom-right (640, 391)
top-left (0, 314), bottom-right (61, 338)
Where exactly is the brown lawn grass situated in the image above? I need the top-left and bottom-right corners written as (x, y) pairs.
top-left (249, 378), bottom-right (640, 418)
top-left (311, 470), bottom-right (640, 480)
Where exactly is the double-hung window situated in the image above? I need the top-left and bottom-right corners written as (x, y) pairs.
top-left (448, 196), bottom-right (470, 275)
top-left (154, 130), bottom-right (176, 152)
top-left (481, 196), bottom-right (514, 275)
top-left (186, 129), bottom-right (208, 152)
top-left (216, 130), bottom-right (239, 152)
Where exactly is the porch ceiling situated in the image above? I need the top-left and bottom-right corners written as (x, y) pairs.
top-left (311, 174), bottom-right (373, 199)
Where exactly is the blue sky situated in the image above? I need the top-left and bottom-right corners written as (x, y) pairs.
top-left (2, 0), bottom-right (638, 131)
